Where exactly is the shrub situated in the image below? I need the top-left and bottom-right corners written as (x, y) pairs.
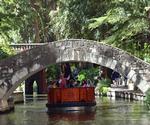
top-left (144, 89), bottom-right (150, 109)
top-left (96, 78), bottom-right (111, 95)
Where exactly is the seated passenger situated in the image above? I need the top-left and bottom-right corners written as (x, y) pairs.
top-left (73, 81), bottom-right (80, 87)
top-left (87, 79), bottom-right (92, 87)
top-left (67, 79), bottom-right (74, 88)
top-left (48, 80), bottom-right (57, 88)
top-left (59, 73), bottom-right (67, 88)
top-left (82, 80), bottom-right (87, 87)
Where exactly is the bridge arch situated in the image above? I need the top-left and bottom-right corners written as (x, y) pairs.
top-left (0, 39), bottom-right (150, 110)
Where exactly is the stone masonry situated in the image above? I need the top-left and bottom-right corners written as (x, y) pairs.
top-left (0, 39), bottom-right (150, 111)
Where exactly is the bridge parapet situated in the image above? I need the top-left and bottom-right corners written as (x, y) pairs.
top-left (10, 43), bottom-right (47, 52)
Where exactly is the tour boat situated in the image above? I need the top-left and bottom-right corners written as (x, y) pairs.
top-left (46, 87), bottom-right (96, 113)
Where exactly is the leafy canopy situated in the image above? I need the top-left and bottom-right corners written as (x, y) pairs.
top-left (88, 0), bottom-right (150, 61)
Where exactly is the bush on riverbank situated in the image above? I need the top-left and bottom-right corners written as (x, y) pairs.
top-left (144, 89), bottom-right (150, 109)
top-left (95, 78), bottom-right (111, 96)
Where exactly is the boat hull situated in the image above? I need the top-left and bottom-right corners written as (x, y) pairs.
top-left (46, 87), bottom-right (96, 113)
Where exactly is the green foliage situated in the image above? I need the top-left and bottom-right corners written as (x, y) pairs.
top-left (0, 0), bottom-right (31, 43)
top-left (51, 0), bottom-right (107, 40)
top-left (46, 64), bottom-right (60, 83)
top-left (0, 41), bottom-right (15, 60)
top-left (96, 78), bottom-right (111, 95)
top-left (144, 89), bottom-right (150, 109)
top-left (88, 0), bottom-right (150, 62)
top-left (0, 48), bottom-right (9, 60)
top-left (0, 0), bottom-right (56, 43)
top-left (77, 74), bottom-right (85, 83)
top-left (77, 67), bottom-right (99, 82)
top-left (101, 87), bottom-right (109, 95)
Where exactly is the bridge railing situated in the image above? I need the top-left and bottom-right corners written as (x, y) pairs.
top-left (10, 43), bottom-right (47, 52)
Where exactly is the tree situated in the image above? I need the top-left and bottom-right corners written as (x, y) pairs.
top-left (0, 0), bottom-right (57, 44)
top-left (88, 0), bottom-right (150, 61)
top-left (0, 42), bottom-right (14, 60)
top-left (50, 0), bottom-right (108, 40)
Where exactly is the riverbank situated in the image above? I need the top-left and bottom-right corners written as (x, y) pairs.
top-left (100, 87), bottom-right (145, 101)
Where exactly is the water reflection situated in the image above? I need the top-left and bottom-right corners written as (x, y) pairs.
top-left (49, 112), bottom-right (95, 121)
top-left (0, 97), bottom-right (150, 125)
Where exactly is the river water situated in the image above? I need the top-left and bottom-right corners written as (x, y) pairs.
top-left (0, 96), bottom-right (150, 125)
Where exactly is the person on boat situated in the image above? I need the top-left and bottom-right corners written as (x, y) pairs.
top-left (73, 80), bottom-right (80, 87)
top-left (52, 82), bottom-right (57, 88)
top-left (61, 63), bottom-right (72, 86)
top-left (67, 79), bottom-right (74, 88)
top-left (82, 80), bottom-right (87, 87)
top-left (87, 79), bottom-right (93, 87)
top-left (48, 80), bottom-right (57, 88)
top-left (56, 80), bottom-right (60, 87)
top-left (59, 73), bottom-right (67, 88)
top-left (72, 66), bottom-right (79, 80)
top-left (64, 63), bottom-right (72, 78)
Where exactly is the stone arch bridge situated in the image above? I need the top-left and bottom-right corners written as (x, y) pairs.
top-left (0, 39), bottom-right (150, 111)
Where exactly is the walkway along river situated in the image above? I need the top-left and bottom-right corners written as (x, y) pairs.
top-left (0, 96), bottom-right (150, 125)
